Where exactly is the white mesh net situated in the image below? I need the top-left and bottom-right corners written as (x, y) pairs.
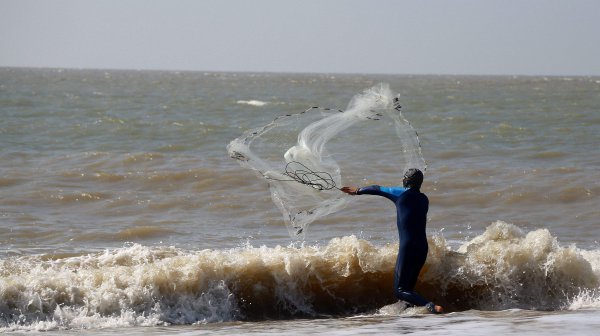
top-left (227, 83), bottom-right (425, 237)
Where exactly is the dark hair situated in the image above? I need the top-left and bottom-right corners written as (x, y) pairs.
top-left (403, 168), bottom-right (424, 189)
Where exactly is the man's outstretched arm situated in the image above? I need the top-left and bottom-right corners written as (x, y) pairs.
top-left (341, 185), bottom-right (406, 202)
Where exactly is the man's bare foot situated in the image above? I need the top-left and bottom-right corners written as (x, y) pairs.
top-left (425, 302), bottom-right (444, 314)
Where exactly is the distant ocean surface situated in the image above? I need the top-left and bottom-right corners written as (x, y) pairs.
top-left (1, 68), bottom-right (599, 334)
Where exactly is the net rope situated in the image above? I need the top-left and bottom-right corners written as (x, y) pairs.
top-left (265, 161), bottom-right (340, 191)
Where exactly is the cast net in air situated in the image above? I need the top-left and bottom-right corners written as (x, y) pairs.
top-left (227, 83), bottom-right (426, 237)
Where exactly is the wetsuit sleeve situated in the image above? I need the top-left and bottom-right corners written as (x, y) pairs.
top-left (356, 185), bottom-right (408, 202)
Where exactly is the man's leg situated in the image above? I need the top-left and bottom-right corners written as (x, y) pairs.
top-left (394, 247), bottom-right (442, 313)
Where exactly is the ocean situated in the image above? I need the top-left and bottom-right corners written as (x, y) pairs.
top-left (1, 68), bottom-right (599, 334)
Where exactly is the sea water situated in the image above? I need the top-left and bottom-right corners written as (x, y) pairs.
top-left (1, 68), bottom-right (599, 334)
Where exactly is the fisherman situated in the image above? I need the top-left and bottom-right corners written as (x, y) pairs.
top-left (341, 168), bottom-right (443, 313)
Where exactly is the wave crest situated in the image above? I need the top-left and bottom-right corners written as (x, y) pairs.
top-left (1, 222), bottom-right (599, 331)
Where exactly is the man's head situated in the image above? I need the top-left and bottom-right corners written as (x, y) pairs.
top-left (403, 168), bottom-right (424, 189)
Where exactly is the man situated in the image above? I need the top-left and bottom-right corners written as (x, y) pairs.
top-left (341, 168), bottom-right (443, 314)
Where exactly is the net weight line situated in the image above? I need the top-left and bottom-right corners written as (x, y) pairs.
top-left (229, 104), bottom-right (388, 163)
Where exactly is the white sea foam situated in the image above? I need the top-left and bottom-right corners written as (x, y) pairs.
top-left (1, 223), bottom-right (599, 331)
top-left (425, 221), bottom-right (599, 310)
top-left (237, 100), bottom-right (269, 106)
top-left (376, 301), bottom-right (428, 316)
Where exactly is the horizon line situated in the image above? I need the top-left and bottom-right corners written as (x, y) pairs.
top-left (2, 65), bottom-right (599, 78)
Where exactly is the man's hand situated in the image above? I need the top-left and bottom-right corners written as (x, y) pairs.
top-left (341, 186), bottom-right (359, 195)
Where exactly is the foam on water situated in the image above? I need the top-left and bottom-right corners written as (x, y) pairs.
top-left (236, 100), bottom-right (269, 107)
top-left (425, 221), bottom-right (599, 310)
top-left (1, 222), bottom-right (599, 331)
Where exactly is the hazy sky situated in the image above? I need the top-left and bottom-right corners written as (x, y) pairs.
top-left (1, 0), bottom-right (599, 76)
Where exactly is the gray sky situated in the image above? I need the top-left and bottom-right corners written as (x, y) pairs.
top-left (1, 0), bottom-right (599, 76)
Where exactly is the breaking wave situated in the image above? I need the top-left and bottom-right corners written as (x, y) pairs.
top-left (1, 221), bottom-right (598, 331)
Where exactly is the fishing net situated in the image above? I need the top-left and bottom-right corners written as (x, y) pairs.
top-left (227, 83), bottom-right (425, 237)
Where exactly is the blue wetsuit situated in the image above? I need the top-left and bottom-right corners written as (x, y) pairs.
top-left (357, 185), bottom-right (435, 311)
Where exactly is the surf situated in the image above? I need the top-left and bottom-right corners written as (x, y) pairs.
top-left (1, 221), bottom-right (599, 331)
